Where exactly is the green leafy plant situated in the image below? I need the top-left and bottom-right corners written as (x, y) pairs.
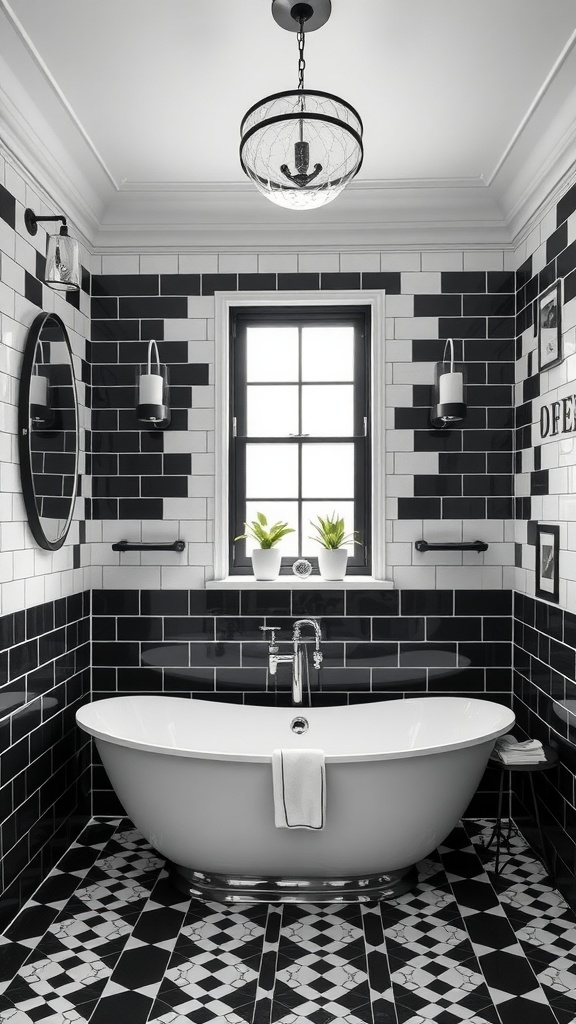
top-left (235, 511), bottom-right (294, 549)
top-left (309, 511), bottom-right (360, 550)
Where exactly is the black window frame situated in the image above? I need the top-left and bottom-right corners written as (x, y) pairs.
top-left (229, 304), bottom-right (371, 575)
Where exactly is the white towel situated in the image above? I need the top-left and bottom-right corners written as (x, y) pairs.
top-left (492, 734), bottom-right (546, 764)
top-left (272, 748), bottom-right (326, 830)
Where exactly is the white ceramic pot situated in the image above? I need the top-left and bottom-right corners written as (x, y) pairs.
top-left (318, 547), bottom-right (348, 580)
top-left (251, 547), bottom-right (282, 581)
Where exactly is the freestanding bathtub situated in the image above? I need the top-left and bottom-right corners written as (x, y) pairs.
top-left (76, 695), bottom-right (515, 903)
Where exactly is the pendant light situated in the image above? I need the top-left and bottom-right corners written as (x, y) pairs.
top-left (25, 209), bottom-right (81, 292)
top-left (240, 0), bottom-right (363, 210)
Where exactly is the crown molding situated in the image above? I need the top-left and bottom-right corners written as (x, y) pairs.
top-left (2, 0), bottom-right (576, 254)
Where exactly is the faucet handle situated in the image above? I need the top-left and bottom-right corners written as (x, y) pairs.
top-left (259, 625), bottom-right (281, 650)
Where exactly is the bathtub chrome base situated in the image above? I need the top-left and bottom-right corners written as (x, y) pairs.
top-left (169, 864), bottom-right (418, 904)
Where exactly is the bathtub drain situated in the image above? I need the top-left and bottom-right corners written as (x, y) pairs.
top-left (291, 716), bottom-right (309, 735)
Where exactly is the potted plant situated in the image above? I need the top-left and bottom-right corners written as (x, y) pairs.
top-left (309, 512), bottom-right (360, 580)
top-left (235, 512), bottom-right (294, 580)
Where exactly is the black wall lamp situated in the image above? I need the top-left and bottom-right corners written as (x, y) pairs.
top-left (136, 339), bottom-right (170, 429)
top-left (25, 208), bottom-right (81, 292)
top-left (430, 338), bottom-right (466, 428)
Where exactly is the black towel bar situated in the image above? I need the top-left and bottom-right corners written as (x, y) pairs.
top-left (415, 540), bottom-right (488, 553)
top-left (112, 540), bottom-right (185, 552)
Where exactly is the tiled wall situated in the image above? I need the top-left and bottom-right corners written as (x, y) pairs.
top-left (513, 174), bottom-right (576, 902)
top-left (91, 586), bottom-right (513, 815)
top-left (0, 592), bottom-right (91, 929)
top-left (89, 251), bottom-right (516, 591)
top-left (0, 153), bottom-right (92, 924)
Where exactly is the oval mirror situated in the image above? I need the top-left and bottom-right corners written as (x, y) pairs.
top-left (18, 312), bottom-right (79, 550)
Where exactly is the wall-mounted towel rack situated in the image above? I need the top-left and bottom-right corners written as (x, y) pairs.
top-left (415, 540), bottom-right (488, 553)
top-left (112, 540), bottom-right (185, 552)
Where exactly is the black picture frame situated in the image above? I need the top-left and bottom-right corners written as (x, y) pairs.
top-left (538, 280), bottom-right (562, 372)
top-left (535, 524), bottom-right (560, 603)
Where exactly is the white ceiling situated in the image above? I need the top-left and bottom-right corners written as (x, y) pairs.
top-left (2, 0), bottom-right (576, 248)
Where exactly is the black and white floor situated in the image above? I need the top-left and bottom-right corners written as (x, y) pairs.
top-left (1, 818), bottom-right (575, 1024)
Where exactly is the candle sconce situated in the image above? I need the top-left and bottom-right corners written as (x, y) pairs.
top-left (136, 339), bottom-right (170, 429)
top-left (29, 345), bottom-right (53, 428)
top-left (430, 338), bottom-right (466, 428)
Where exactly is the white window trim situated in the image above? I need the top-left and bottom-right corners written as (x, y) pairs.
top-left (210, 289), bottom-right (391, 589)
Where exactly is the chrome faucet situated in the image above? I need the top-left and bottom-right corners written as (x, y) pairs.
top-left (260, 619), bottom-right (323, 706)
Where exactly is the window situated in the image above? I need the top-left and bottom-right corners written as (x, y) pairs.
top-left (213, 290), bottom-right (387, 583)
top-left (229, 306), bottom-right (370, 574)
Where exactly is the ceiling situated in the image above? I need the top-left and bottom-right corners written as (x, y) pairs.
top-left (2, 0), bottom-right (576, 248)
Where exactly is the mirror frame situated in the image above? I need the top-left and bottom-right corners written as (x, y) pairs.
top-left (18, 311), bottom-right (79, 551)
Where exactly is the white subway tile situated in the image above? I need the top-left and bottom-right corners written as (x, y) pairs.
top-left (400, 272), bottom-right (441, 294)
top-left (421, 251), bottom-right (463, 271)
top-left (219, 253), bottom-right (258, 274)
top-left (463, 251), bottom-right (504, 271)
top-left (340, 252), bottom-right (380, 272)
top-left (179, 254), bottom-right (218, 274)
top-left (140, 254), bottom-right (178, 274)
top-left (298, 253), bottom-right (339, 273)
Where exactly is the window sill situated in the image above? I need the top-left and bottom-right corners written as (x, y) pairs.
top-left (206, 576), bottom-right (394, 590)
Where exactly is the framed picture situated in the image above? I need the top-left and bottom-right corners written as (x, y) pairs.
top-left (538, 280), bottom-right (562, 371)
top-left (535, 524), bottom-right (560, 603)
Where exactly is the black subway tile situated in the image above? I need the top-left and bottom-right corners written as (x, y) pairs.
top-left (441, 271), bottom-right (486, 293)
top-left (201, 274), bottom-right (237, 295)
top-left (414, 294), bottom-right (461, 316)
top-left (160, 274), bottom-right (200, 295)
top-left (238, 273), bottom-right (277, 291)
top-left (277, 273), bottom-right (319, 290)
top-left (0, 183), bottom-right (16, 227)
top-left (119, 297), bottom-right (187, 319)
top-left (92, 274), bottom-right (159, 296)
top-left (361, 272), bottom-right (401, 293)
top-left (401, 591), bottom-right (454, 616)
top-left (546, 221), bottom-right (568, 263)
top-left (321, 272), bottom-right (360, 290)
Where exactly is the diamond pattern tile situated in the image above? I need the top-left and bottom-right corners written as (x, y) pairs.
top-left (1, 817), bottom-right (575, 1024)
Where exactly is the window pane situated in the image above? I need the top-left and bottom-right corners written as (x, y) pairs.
top-left (302, 444), bottom-right (354, 498)
top-left (247, 327), bottom-right (298, 381)
top-left (246, 444), bottom-right (298, 498)
top-left (303, 501), bottom-right (356, 556)
top-left (302, 384), bottom-right (353, 436)
top-left (247, 385), bottom-right (299, 436)
top-left (301, 326), bottom-right (354, 381)
top-left (244, 501), bottom-right (299, 555)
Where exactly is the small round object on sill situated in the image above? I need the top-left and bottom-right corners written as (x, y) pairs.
top-left (292, 558), bottom-right (313, 578)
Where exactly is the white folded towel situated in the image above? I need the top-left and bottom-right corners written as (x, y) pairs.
top-left (272, 748), bottom-right (326, 830)
top-left (492, 734), bottom-right (546, 764)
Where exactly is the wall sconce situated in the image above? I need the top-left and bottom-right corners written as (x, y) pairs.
top-left (24, 208), bottom-right (81, 292)
top-left (136, 339), bottom-right (170, 429)
top-left (431, 338), bottom-right (466, 428)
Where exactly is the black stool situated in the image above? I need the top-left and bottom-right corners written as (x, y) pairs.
top-left (481, 744), bottom-right (558, 878)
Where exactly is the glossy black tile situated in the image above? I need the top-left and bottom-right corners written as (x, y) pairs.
top-left (414, 293), bottom-right (461, 316)
top-left (201, 273), bottom-right (238, 295)
top-left (441, 271), bottom-right (486, 293)
top-left (321, 272), bottom-right (361, 289)
top-left (238, 273), bottom-right (277, 290)
top-left (0, 182), bottom-right (16, 227)
top-left (346, 591), bottom-right (399, 615)
top-left (361, 270), bottom-right (401, 292)
top-left (160, 273), bottom-right (200, 294)
top-left (277, 272), bottom-right (319, 290)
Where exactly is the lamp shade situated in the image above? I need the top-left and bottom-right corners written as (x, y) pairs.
top-left (45, 232), bottom-right (81, 292)
top-left (240, 89), bottom-right (363, 210)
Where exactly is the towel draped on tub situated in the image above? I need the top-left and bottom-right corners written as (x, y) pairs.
top-left (272, 748), bottom-right (326, 829)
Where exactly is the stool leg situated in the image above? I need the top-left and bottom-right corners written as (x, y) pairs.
top-left (494, 768), bottom-right (505, 876)
top-left (528, 774), bottom-right (554, 880)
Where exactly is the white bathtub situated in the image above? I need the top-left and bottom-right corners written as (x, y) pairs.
top-left (76, 694), bottom-right (514, 902)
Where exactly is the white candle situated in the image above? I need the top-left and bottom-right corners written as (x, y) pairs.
top-left (139, 372), bottom-right (164, 405)
top-left (30, 374), bottom-right (48, 406)
top-left (439, 371), bottom-right (463, 405)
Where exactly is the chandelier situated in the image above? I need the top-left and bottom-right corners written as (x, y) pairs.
top-left (240, 0), bottom-right (363, 211)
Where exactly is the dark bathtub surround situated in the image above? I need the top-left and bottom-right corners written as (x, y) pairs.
top-left (514, 591), bottom-right (576, 905)
top-left (0, 592), bottom-right (92, 930)
top-left (90, 586), bottom-right (513, 816)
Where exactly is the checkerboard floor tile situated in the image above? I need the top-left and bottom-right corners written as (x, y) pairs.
top-left (1, 817), bottom-right (574, 1024)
